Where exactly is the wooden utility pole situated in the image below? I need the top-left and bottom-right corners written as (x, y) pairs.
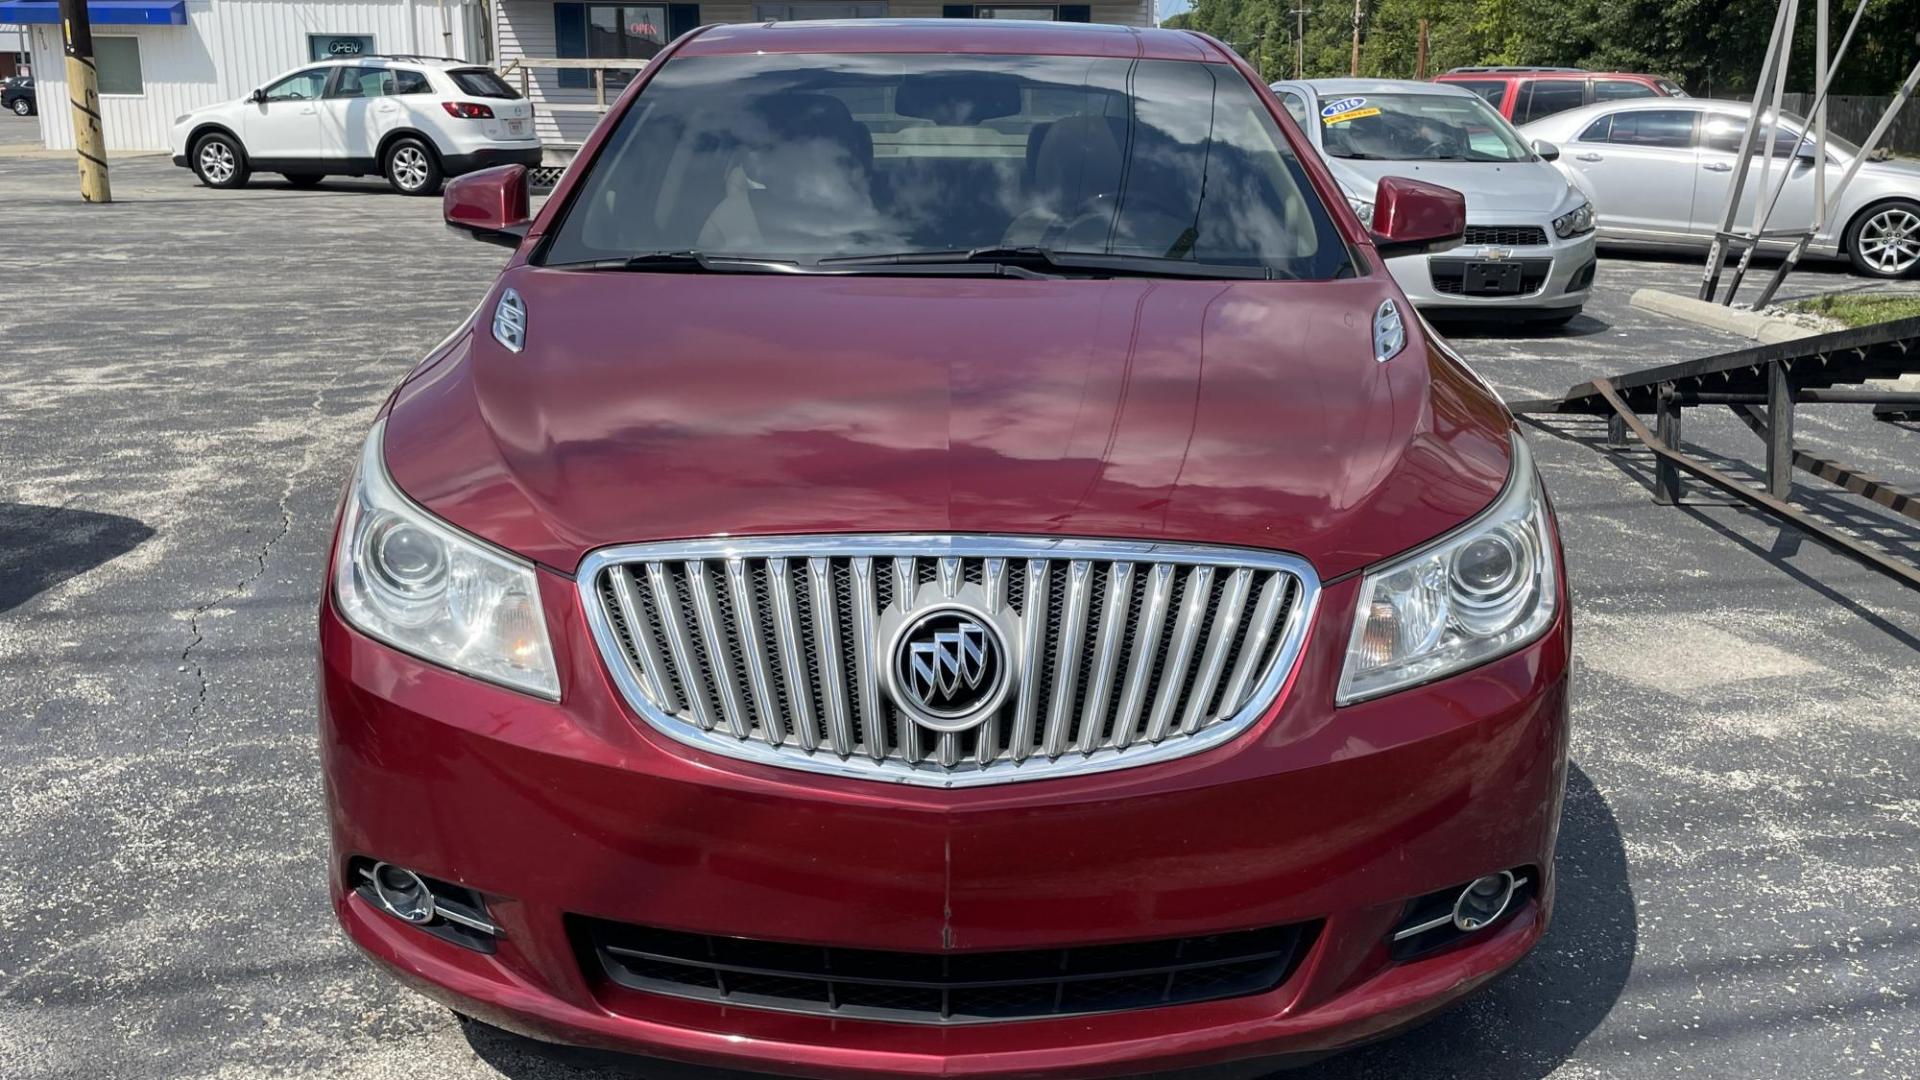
top-left (1348, 0), bottom-right (1362, 76)
top-left (58, 0), bottom-right (110, 202)
top-left (1416, 18), bottom-right (1429, 79)
top-left (1292, 3), bottom-right (1307, 78)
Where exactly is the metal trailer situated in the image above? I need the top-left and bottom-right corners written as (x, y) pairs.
top-left (1509, 316), bottom-right (1920, 590)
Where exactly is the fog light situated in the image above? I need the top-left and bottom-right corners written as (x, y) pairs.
top-left (371, 862), bottom-right (436, 924)
top-left (1453, 871), bottom-right (1517, 932)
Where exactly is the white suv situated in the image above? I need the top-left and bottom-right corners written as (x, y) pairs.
top-left (169, 56), bottom-right (540, 196)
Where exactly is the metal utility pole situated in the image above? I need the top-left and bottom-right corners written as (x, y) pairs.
top-left (1348, 0), bottom-right (1362, 76)
top-left (58, 0), bottom-right (110, 202)
top-left (1416, 18), bottom-right (1429, 79)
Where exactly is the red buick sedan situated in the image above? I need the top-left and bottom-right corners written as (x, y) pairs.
top-left (320, 18), bottom-right (1569, 1078)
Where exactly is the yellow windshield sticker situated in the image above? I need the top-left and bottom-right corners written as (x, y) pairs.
top-left (1322, 106), bottom-right (1381, 125)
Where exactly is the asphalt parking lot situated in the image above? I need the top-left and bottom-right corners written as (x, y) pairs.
top-left (2, 152), bottom-right (1918, 1080)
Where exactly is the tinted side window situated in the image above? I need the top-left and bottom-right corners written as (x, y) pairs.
top-left (390, 69), bottom-right (433, 95)
top-left (1605, 109), bottom-right (1694, 148)
top-left (1593, 78), bottom-right (1655, 101)
top-left (1517, 80), bottom-right (1585, 124)
top-left (264, 69), bottom-right (330, 102)
top-left (1576, 115), bottom-right (1612, 142)
top-left (1700, 114), bottom-right (1804, 157)
top-left (328, 67), bottom-right (389, 98)
top-left (1448, 79), bottom-right (1509, 110)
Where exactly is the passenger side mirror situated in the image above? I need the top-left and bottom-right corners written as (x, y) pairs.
top-left (444, 164), bottom-right (532, 248)
top-left (1531, 138), bottom-right (1561, 162)
top-left (249, 88), bottom-right (267, 105)
top-left (1369, 176), bottom-right (1467, 259)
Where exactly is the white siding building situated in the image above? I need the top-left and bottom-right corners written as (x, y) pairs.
top-left (8, 0), bottom-right (486, 151)
top-left (6, 0), bottom-right (1154, 153)
top-left (496, 0), bottom-right (1156, 149)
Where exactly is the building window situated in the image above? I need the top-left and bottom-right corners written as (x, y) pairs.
top-left (588, 5), bottom-right (668, 60)
top-left (556, 3), bottom-right (698, 88)
top-left (940, 5), bottom-right (1091, 20)
top-left (754, 2), bottom-right (888, 17)
top-left (309, 33), bottom-right (375, 61)
top-left (94, 37), bottom-right (142, 95)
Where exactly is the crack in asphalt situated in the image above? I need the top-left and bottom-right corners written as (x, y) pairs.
top-left (179, 358), bottom-right (394, 743)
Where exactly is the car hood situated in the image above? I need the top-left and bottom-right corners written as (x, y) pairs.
top-left (384, 270), bottom-right (1513, 579)
top-left (1328, 157), bottom-right (1579, 217)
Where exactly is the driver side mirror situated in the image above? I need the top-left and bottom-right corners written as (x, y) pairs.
top-left (249, 88), bottom-right (267, 105)
top-left (444, 164), bottom-right (532, 248)
top-left (1369, 175), bottom-right (1467, 259)
top-left (1532, 138), bottom-right (1561, 162)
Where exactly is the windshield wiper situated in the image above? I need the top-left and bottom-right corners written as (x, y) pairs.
top-left (820, 245), bottom-right (1277, 280)
top-left (555, 250), bottom-right (808, 274)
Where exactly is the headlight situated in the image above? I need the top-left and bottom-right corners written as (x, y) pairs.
top-left (1337, 435), bottom-right (1558, 704)
top-left (1552, 200), bottom-right (1595, 238)
top-left (1347, 193), bottom-right (1375, 229)
top-left (333, 419), bottom-right (559, 699)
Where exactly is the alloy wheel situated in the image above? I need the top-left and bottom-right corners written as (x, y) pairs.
top-left (1858, 208), bottom-right (1920, 276)
top-left (199, 142), bottom-right (235, 184)
top-left (11, 99), bottom-right (28, 116)
top-left (393, 146), bottom-right (429, 191)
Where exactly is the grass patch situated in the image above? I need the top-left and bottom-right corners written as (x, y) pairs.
top-left (1790, 293), bottom-right (1920, 327)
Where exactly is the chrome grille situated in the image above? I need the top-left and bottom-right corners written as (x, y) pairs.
top-left (580, 536), bottom-right (1318, 787)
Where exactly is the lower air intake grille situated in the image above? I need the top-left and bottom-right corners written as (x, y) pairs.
top-left (1462, 224), bottom-right (1550, 247)
top-left (583, 919), bottom-right (1314, 1025)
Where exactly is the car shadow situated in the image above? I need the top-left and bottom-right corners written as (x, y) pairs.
top-left (1428, 311), bottom-right (1613, 341)
top-left (0, 503), bottom-right (154, 614)
top-left (457, 764), bottom-right (1633, 1080)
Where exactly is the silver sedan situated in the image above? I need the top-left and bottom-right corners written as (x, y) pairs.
top-left (1272, 78), bottom-right (1599, 324)
top-left (1521, 97), bottom-right (1920, 278)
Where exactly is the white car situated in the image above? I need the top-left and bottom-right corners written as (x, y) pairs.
top-left (1271, 78), bottom-right (1599, 325)
top-left (170, 56), bottom-right (541, 196)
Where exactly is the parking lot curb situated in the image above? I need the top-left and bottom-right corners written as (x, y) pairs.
top-left (1629, 288), bottom-right (1820, 344)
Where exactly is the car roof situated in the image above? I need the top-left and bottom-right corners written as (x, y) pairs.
top-left (305, 55), bottom-right (477, 69)
top-left (679, 19), bottom-right (1226, 62)
top-left (1281, 77), bottom-right (1480, 99)
top-left (1535, 96), bottom-right (1756, 125)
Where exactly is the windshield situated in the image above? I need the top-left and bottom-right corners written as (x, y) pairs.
top-left (541, 53), bottom-right (1351, 279)
top-left (1318, 92), bottom-right (1534, 162)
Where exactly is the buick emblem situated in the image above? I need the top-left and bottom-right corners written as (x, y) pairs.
top-left (886, 607), bottom-right (1010, 733)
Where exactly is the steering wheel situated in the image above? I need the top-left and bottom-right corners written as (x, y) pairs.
top-left (1040, 193), bottom-right (1125, 247)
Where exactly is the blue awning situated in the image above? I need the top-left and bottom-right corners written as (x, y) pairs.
top-left (0, 0), bottom-right (187, 25)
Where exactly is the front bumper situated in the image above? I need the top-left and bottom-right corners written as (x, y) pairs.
top-left (1390, 228), bottom-right (1597, 315)
top-left (320, 562), bottom-right (1570, 1078)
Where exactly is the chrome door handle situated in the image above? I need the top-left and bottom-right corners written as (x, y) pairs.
top-left (1574, 152), bottom-right (1602, 162)
top-left (300, 106), bottom-right (316, 115)
top-left (1702, 161), bottom-right (1732, 172)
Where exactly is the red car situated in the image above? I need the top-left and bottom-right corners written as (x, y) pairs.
top-left (321, 19), bottom-right (1571, 1077)
top-left (1435, 66), bottom-right (1686, 126)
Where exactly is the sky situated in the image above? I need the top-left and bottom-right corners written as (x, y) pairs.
top-left (1156, 0), bottom-right (1191, 19)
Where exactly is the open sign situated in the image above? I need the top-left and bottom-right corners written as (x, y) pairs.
top-left (310, 34), bottom-right (375, 60)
